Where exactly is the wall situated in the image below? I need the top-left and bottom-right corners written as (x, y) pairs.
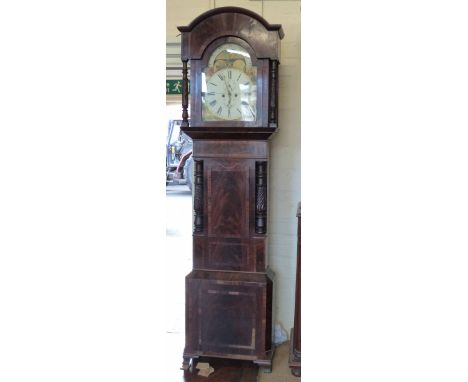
top-left (167, 0), bottom-right (301, 332)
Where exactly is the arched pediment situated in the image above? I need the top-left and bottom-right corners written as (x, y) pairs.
top-left (178, 7), bottom-right (284, 61)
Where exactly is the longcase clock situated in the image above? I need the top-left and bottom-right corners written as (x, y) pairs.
top-left (178, 7), bottom-right (284, 372)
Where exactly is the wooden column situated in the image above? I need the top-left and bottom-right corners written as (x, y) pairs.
top-left (268, 60), bottom-right (278, 128)
top-left (181, 59), bottom-right (189, 127)
top-left (255, 161), bottom-right (268, 234)
top-left (193, 159), bottom-right (204, 233)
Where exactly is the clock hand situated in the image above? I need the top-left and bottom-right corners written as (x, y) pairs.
top-left (224, 79), bottom-right (231, 95)
top-left (224, 78), bottom-right (232, 107)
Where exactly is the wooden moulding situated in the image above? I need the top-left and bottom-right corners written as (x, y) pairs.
top-left (193, 140), bottom-right (268, 159)
top-left (181, 128), bottom-right (278, 140)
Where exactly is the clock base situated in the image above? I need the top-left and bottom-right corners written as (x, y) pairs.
top-left (183, 269), bottom-right (274, 372)
top-left (182, 348), bottom-right (274, 373)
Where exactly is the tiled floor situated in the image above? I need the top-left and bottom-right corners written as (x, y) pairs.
top-left (166, 185), bottom-right (300, 381)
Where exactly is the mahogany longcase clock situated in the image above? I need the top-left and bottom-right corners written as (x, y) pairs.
top-left (178, 7), bottom-right (284, 372)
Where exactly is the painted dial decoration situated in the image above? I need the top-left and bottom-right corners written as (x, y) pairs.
top-left (202, 43), bottom-right (257, 122)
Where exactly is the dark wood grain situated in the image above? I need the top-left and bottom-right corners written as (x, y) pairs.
top-left (190, 141), bottom-right (270, 274)
top-left (208, 239), bottom-right (249, 271)
top-left (178, 7), bottom-right (283, 60)
top-left (208, 167), bottom-right (248, 236)
top-left (178, 7), bottom-right (282, 373)
top-left (194, 140), bottom-right (268, 159)
top-left (181, 127), bottom-right (278, 140)
top-left (184, 270), bottom-right (274, 367)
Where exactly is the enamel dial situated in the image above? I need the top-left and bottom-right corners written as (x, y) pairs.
top-left (202, 43), bottom-right (257, 122)
top-left (204, 67), bottom-right (256, 121)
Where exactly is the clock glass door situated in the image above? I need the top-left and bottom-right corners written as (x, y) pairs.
top-left (201, 43), bottom-right (257, 122)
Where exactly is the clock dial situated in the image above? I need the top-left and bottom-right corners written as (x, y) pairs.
top-left (202, 43), bottom-right (257, 122)
top-left (204, 67), bottom-right (256, 121)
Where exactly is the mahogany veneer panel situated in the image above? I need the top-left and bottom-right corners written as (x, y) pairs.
top-left (208, 239), bottom-right (249, 271)
top-left (193, 236), bottom-right (268, 272)
top-left (185, 270), bottom-right (273, 362)
top-left (208, 168), bottom-right (248, 237)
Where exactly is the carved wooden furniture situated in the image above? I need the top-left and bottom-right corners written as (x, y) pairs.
top-left (289, 202), bottom-right (301, 376)
top-left (177, 7), bottom-right (283, 373)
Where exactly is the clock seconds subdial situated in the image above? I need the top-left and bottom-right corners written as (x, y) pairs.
top-left (204, 67), bottom-right (256, 121)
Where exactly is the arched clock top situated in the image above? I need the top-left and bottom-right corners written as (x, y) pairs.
top-left (177, 6), bottom-right (284, 61)
top-left (177, 6), bottom-right (284, 35)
